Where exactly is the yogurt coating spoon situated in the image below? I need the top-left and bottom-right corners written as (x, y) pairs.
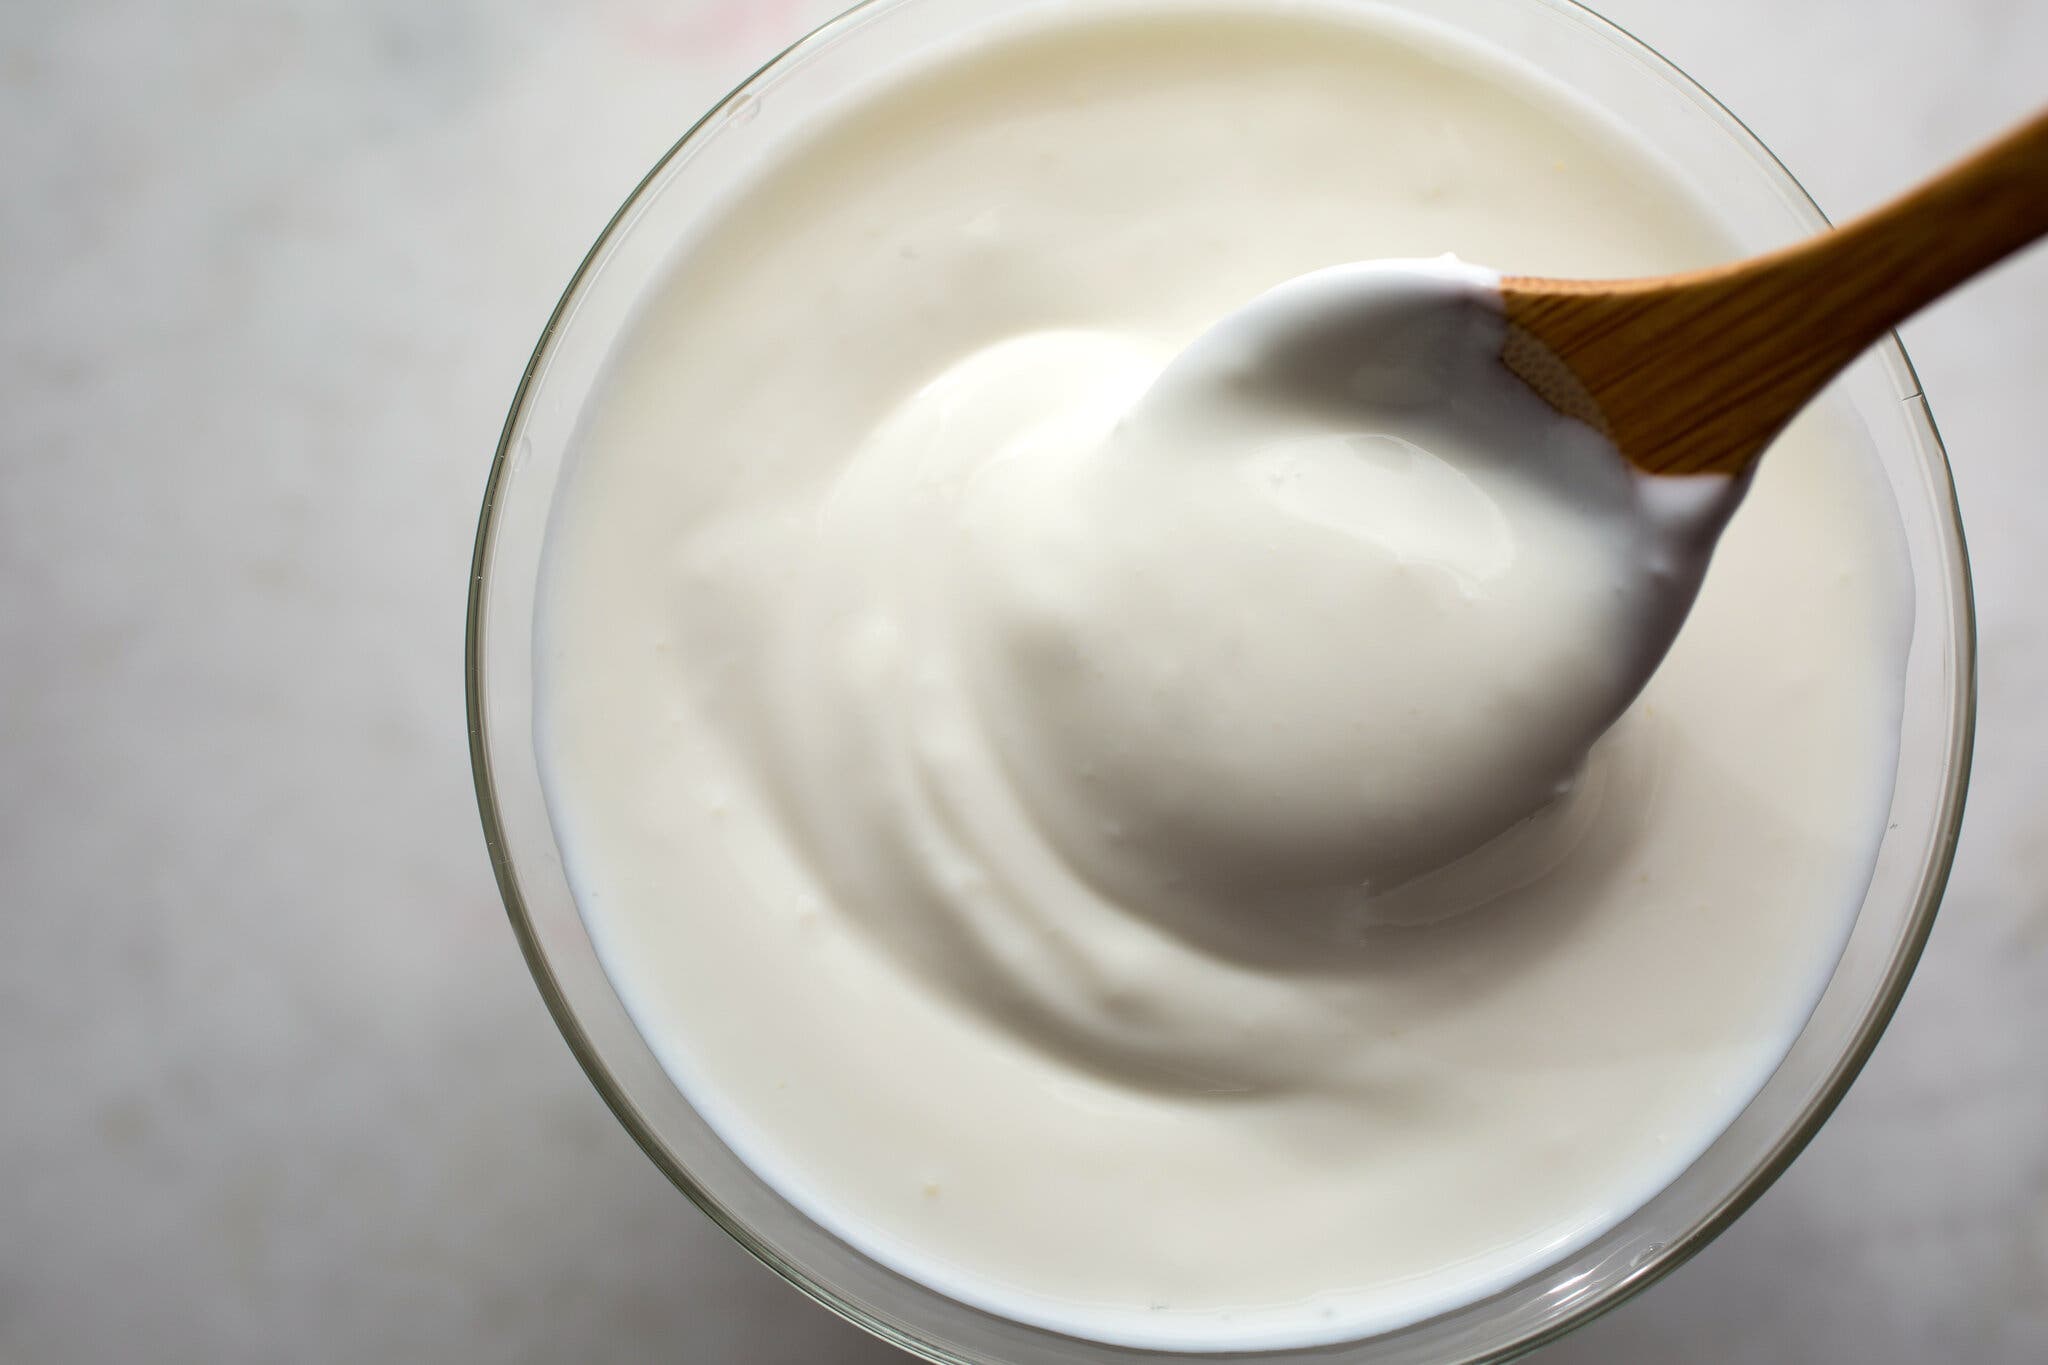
top-left (1088, 107), bottom-right (2044, 896)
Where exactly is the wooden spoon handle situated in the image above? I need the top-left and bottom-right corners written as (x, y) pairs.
top-left (1503, 107), bottom-right (2048, 475)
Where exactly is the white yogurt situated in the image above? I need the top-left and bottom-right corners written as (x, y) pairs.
top-left (537, 3), bottom-right (1912, 1350)
top-left (951, 258), bottom-right (1739, 933)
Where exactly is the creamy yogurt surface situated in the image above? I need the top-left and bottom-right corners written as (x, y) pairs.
top-left (536, 2), bottom-right (1912, 1350)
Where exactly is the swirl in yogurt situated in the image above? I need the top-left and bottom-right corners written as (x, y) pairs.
top-left (744, 258), bottom-right (1738, 1086)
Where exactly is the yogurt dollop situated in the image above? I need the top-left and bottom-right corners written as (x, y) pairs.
top-left (747, 257), bottom-right (1743, 1085)
top-left (959, 259), bottom-right (1738, 923)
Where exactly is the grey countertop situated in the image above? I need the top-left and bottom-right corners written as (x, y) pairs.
top-left (3, 1), bottom-right (2043, 1360)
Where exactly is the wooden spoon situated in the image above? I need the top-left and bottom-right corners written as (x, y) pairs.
top-left (1501, 107), bottom-right (2048, 476)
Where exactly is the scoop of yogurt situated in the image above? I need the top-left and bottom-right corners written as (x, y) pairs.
top-left (734, 257), bottom-right (1748, 1082)
top-left (952, 259), bottom-right (1740, 930)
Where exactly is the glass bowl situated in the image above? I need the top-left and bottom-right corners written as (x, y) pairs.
top-left (466, 0), bottom-right (1975, 1359)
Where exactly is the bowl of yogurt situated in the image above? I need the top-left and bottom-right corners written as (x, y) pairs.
top-left (466, 0), bottom-right (1975, 1359)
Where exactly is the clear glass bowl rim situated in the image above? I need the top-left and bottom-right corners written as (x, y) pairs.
top-left (465, 1), bottom-right (1977, 1359)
